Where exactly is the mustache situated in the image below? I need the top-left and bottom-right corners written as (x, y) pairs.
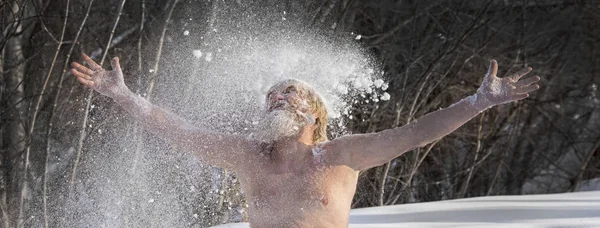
top-left (268, 108), bottom-right (315, 126)
top-left (251, 108), bottom-right (317, 143)
top-left (268, 101), bottom-right (314, 123)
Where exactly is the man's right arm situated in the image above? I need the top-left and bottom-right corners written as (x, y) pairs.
top-left (71, 53), bottom-right (259, 171)
top-left (114, 89), bottom-right (259, 170)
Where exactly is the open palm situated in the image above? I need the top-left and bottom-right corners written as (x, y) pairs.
top-left (71, 53), bottom-right (127, 97)
top-left (477, 60), bottom-right (541, 106)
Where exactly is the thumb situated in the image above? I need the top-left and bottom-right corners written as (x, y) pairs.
top-left (486, 59), bottom-right (498, 78)
top-left (111, 57), bottom-right (122, 72)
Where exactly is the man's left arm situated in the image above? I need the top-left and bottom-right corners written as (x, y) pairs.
top-left (325, 60), bottom-right (540, 171)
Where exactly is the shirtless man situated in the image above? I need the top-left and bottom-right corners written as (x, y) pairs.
top-left (71, 54), bottom-right (540, 227)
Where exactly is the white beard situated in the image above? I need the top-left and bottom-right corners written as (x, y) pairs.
top-left (253, 109), bottom-right (315, 143)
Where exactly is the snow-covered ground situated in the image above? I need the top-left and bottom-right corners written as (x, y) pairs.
top-left (212, 191), bottom-right (600, 228)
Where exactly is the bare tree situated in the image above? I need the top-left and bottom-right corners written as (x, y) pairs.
top-left (0, 0), bottom-right (597, 227)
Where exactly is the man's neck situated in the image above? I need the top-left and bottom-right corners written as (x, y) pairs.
top-left (270, 126), bottom-right (315, 166)
top-left (298, 124), bottom-right (316, 145)
top-left (273, 137), bottom-right (310, 155)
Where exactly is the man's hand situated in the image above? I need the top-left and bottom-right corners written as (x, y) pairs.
top-left (71, 53), bottom-right (128, 98)
top-left (476, 60), bottom-right (541, 107)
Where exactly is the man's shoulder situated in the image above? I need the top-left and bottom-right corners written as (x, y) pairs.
top-left (313, 138), bottom-right (356, 168)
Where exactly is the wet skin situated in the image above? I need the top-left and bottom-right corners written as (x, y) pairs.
top-left (71, 54), bottom-right (541, 227)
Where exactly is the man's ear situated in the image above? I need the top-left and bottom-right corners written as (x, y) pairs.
top-left (311, 110), bottom-right (318, 119)
top-left (311, 111), bottom-right (319, 125)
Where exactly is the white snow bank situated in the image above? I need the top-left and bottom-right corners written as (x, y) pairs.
top-left (578, 178), bottom-right (600, 192)
top-left (211, 191), bottom-right (600, 228)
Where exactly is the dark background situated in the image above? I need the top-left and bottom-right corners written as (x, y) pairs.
top-left (1, 0), bottom-right (599, 227)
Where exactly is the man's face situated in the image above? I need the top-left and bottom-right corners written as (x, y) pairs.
top-left (266, 85), bottom-right (311, 114)
top-left (253, 84), bottom-right (315, 143)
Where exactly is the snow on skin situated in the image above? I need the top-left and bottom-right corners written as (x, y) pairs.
top-left (312, 145), bottom-right (326, 165)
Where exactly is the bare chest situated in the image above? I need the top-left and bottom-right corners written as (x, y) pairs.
top-left (242, 163), bottom-right (358, 213)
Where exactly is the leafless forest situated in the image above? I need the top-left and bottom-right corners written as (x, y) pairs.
top-left (1, 0), bottom-right (599, 227)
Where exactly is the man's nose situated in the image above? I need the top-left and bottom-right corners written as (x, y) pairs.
top-left (274, 93), bottom-right (285, 101)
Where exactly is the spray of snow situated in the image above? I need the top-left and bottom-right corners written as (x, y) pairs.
top-left (192, 50), bottom-right (203, 58)
top-left (380, 92), bottom-right (391, 101)
top-left (59, 4), bottom-right (390, 228)
top-left (167, 28), bottom-right (386, 137)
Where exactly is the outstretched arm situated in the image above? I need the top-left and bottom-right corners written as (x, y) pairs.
top-left (71, 53), bottom-right (259, 171)
top-left (327, 60), bottom-right (541, 171)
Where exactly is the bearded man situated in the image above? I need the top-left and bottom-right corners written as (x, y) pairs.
top-left (71, 53), bottom-right (540, 227)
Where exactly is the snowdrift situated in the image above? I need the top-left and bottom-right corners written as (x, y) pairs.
top-left (211, 191), bottom-right (600, 228)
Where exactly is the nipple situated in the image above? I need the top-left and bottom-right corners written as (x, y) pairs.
top-left (320, 195), bottom-right (329, 206)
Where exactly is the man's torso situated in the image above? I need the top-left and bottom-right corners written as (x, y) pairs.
top-left (239, 146), bottom-right (359, 227)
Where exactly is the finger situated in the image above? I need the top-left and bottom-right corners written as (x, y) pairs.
top-left (71, 62), bottom-right (94, 75)
top-left (515, 75), bottom-right (541, 87)
top-left (111, 57), bottom-right (121, 72)
top-left (515, 84), bottom-right (540, 94)
top-left (82, 53), bottom-right (102, 70)
top-left (486, 59), bottom-right (498, 78)
top-left (512, 93), bottom-right (529, 101)
top-left (71, 68), bottom-right (92, 80)
top-left (76, 75), bottom-right (94, 87)
top-left (509, 67), bottom-right (532, 81)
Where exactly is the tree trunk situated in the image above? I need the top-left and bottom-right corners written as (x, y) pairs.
top-left (2, 17), bottom-right (27, 228)
top-left (1, 1), bottom-right (36, 226)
